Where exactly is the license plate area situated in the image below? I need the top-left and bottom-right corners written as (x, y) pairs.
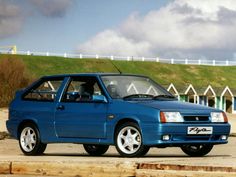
top-left (187, 127), bottom-right (213, 135)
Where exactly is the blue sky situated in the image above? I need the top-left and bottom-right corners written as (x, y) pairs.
top-left (0, 0), bottom-right (170, 53)
top-left (1, 0), bottom-right (236, 60)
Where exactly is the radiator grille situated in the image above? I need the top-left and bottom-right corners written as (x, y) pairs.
top-left (184, 116), bottom-right (209, 122)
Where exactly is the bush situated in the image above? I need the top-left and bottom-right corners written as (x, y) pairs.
top-left (0, 56), bottom-right (32, 107)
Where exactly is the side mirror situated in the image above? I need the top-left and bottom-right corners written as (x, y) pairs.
top-left (92, 95), bottom-right (108, 103)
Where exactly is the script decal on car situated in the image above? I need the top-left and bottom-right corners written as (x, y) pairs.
top-left (187, 127), bottom-right (213, 135)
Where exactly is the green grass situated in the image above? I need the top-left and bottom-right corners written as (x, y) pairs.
top-left (1, 54), bottom-right (236, 88)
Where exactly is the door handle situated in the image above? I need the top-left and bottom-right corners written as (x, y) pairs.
top-left (56, 105), bottom-right (65, 110)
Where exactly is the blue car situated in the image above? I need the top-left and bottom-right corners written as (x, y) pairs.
top-left (6, 73), bottom-right (230, 157)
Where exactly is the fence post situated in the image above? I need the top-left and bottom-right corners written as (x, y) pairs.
top-left (156, 57), bottom-right (159, 62)
top-left (171, 58), bottom-right (174, 64)
top-left (110, 56), bottom-right (114, 60)
top-left (226, 60), bottom-right (229, 66)
top-left (64, 53), bottom-right (67, 58)
top-left (79, 54), bottom-right (83, 59)
top-left (213, 60), bottom-right (215, 66)
top-left (198, 59), bottom-right (201, 65)
top-left (185, 59), bottom-right (188, 64)
top-left (27, 51), bottom-right (30, 55)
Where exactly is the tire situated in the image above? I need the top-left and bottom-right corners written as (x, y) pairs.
top-left (19, 122), bottom-right (47, 155)
top-left (139, 146), bottom-right (150, 156)
top-left (115, 122), bottom-right (147, 157)
top-left (83, 144), bottom-right (109, 156)
top-left (181, 144), bottom-right (213, 157)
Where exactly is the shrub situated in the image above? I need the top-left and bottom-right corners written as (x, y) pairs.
top-left (0, 56), bottom-right (32, 107)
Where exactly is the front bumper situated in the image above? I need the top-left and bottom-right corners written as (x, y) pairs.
top-left (142, 123), bottom-right (231, 146)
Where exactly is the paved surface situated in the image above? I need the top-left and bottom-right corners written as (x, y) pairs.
top-left (228, 113), bottom-right (236, 135)
top-left (0, 138), bottom-right (236, 176)
top-left (0, 137), bottom-right (235, 167)
top-left (0, 108), bottom-right (8, 132)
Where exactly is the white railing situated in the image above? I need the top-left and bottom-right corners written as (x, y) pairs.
top-left (1, 49), bottom-right (236, 66)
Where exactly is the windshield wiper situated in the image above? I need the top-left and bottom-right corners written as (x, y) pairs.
top-left (153, 95), bottom-right (177, 100)
top-left (123, 94), bottom-right (154, 99)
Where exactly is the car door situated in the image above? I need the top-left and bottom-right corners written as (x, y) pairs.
top-left (54, 76), bottom-right (108, 139)
top-left (21, 77), bottom-right (65, 140)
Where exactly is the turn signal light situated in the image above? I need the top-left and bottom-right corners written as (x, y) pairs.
top-left (160, 112), bottom-right (166, 123)
top-left (223, 112), bottom-right (228, 123)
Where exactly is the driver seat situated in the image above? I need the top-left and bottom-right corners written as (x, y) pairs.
top-left (79, 83), bottom-right (94, 101)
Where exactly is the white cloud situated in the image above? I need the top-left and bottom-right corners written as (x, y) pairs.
top-left (78, 0), bottom-right (236, 60)
top-left (78, 30), bottom-right (151, 56)
top-left (0, 1), bottom-right (23, 39)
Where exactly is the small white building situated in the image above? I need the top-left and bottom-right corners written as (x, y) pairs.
top-left (166, 83), bottom-right (236, 114)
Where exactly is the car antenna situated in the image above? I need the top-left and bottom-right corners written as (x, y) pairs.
top-left (110, 60), bottom-right (122, 74)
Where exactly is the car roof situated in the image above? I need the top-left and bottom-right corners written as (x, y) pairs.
top-left (41, 73), bottom-right (148, 79)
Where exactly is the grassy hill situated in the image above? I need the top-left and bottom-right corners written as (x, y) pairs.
top-left (1, 54), bottom-right (236, 88)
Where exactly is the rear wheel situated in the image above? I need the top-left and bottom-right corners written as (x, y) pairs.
top-left (115, 122), bottom-right (148, 157)
top-left (181, 144), bottom-right (213, 157)
top-left (19, 123), bottom-right (47, 155)
top-left (83, 144), bottom-right (109, 156)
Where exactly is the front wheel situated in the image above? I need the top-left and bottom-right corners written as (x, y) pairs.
top-left (19, 123), bottom-right (47, 155)
top-left (83, 144), bottom-right (109, 156)
top-left (181, 144), bottom-right (213, 157)
top-left (115, 122), bottom-right (148, 157)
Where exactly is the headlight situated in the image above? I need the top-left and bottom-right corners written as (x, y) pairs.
top-left (211, 112), bottom-right (228, 122)
top-left (160, 112), bottom-right (183, 123)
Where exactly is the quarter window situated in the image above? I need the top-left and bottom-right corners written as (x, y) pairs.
top-left (23, 78), bottom-right (63, 102)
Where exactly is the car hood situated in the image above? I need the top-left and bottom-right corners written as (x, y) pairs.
top-left (132, 100), bottom-right (217, 114)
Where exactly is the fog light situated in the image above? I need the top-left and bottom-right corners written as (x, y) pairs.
top-left (162, 135), bottom-right (170, 141)
top-left (220, 135), bottom-right (227, 140)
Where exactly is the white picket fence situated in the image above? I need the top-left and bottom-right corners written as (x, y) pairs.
top-left (1, 49), bottom-right (236, 66)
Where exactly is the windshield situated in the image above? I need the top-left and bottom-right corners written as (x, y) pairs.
top-left (101, 75), bottom-right (174, 99)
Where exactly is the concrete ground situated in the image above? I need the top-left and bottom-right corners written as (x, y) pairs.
top-left (0, 108), bottom-right (8, 132)
top-left (227, 113), bottom-right (236, 135)
top-left (0, 138), bottom-right (236, 176)
top-left (0, 137), bottom-right (236, 166)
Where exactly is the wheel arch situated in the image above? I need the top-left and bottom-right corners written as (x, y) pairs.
top-left (113, 117), bottom-right (142, 142)
top-left (17, 119), bottom-right (39, 139)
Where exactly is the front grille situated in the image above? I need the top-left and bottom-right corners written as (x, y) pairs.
top-left (184, 116), bottom-right (209, 122)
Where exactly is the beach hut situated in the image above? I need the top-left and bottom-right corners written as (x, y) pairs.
top-left (231, 89), bottom-right (236, 114)
top-left (167, 84), bottom-right (197, 103)
top-left (194, 87), bottom-right (206, 106)
top-left (184, 84), bottom-right (198, 104)
top-left (204, 85), bottom-right (217, 108)
top-left (220, 86), bottom-right (233, 113)
top-left (174, 85), bottom-right (189, 102)
top-left (167, 83), bottom-right (179, 99)
top-left (165, 83), bottom-right (235, 113)
top-left (213, 88), bottom-right (224, 110)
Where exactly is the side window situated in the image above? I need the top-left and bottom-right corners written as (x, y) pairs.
top-left (62, 77), bottom-right (103, 102)
top-left (23, 78), bottom-right (63, 102)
